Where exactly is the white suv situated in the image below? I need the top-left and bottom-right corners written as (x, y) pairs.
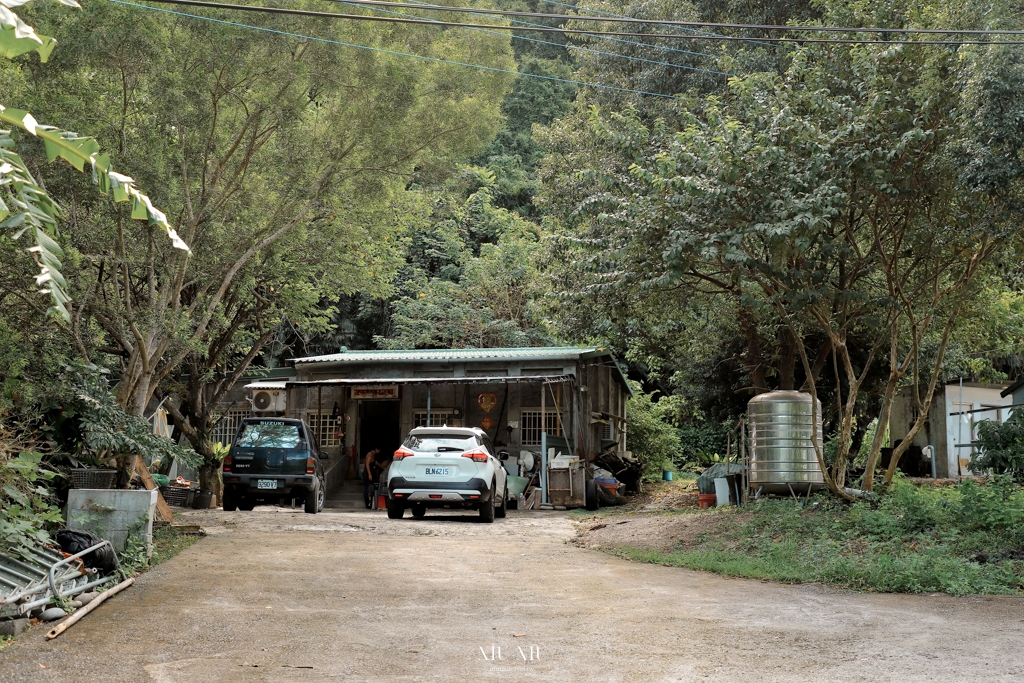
top-left (385, 426), bottom-right (508, 522)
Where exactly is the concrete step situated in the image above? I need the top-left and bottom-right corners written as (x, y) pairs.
top-left (324, 498), bottom-right (370, 509)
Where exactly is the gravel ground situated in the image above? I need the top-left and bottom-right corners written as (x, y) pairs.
top-left (1, 507), bottom-right (1022, 682)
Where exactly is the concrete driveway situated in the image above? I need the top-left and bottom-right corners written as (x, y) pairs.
top-left (1, 508), bottom-right (1022, 682)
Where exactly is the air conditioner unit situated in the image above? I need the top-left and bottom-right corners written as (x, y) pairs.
top-left (250, 389), bottom-right (286, 413)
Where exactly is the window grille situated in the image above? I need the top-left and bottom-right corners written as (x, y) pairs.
top-left (413, 411), bottom-right (461, 428)
top-left (212, 410), bottom-right (250, 446)
top-left (600, 421), bottom-right (614, 442)
top-left (308, 413), bottom-right (342, 448)
top-left (520, 410), bottom-right (561, 446)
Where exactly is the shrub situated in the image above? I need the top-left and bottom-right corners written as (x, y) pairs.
top-left (974, 412), bottom-right (1024, 483)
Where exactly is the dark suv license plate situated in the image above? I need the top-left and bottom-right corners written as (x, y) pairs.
top-left (257, 479), bottom-right (278, 490)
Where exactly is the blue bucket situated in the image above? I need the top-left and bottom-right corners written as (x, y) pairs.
top-left (663, 470), bottom-right (674, 482)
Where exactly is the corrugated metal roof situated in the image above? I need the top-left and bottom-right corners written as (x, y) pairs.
top-left (245, 381), bottom-right (290, 390)
top-left (286, 375), bottom-right (575, 387)
top-left (289, 347), bottom-right (606, 365)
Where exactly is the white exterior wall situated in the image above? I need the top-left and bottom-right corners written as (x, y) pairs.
top-left (943, 384), bottom-right (1012, 477)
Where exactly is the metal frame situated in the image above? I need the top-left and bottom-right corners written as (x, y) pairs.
top-left (0, 541), bottom-right (123, 616)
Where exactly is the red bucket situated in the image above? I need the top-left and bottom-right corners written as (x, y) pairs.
top-left (698, 493), bottom-right (717, 510)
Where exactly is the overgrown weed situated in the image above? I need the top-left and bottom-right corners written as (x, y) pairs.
top-left (604, 476), bottom-right (1024, 595)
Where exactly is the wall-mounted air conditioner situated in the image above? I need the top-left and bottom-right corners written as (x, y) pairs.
top-left (250, 389), bottom-right (286, 413)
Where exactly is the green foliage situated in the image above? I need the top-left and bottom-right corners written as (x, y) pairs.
top-left (958, 477), bottom-right (1024, 532)
top-left (625, 384), bottom-right (683, 477)
top-left (973, 412), bottom-right (1024, 483)
top-left (675, 423), bottom-right (729, 470)
top-left (380, 181), bottom-right (554, 349)
top-left (118, 525), bottom-right (201, 576)
top-left (542, 0), bottom-right (1024, 492)
top-left (1, 0), bottom-right (183, 320)
top-left (53, 362), bottom-right (200, 469)
top-left (607, 477), bottom-right (1024, 594)
top-left (0, 447), bottom-right (63, 553)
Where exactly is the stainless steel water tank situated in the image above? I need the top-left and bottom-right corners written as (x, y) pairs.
top-left (748, 390), bottom-right (825, 495)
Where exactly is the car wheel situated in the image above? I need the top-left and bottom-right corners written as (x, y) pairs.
top-left (304, 482), bottom-right (322, 514)
top-left (238, 496), bottom-right (255, 511)
top-left (479, 482), bottom-right (496, 523)
top-left (222, 488), bottom-right (237, 512)
top-left (495, 483), bottom-right (507, 518)
top-left (411, 503), bottom-right (426, 519)
top-left (585, 479), bottom-right (599, 511)
top-left (386, 497), bottom-right (405, 519)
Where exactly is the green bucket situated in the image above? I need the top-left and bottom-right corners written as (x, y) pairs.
top-left (506, 475), bottom-right (530, 497)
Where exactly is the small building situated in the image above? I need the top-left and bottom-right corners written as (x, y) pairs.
top-left (206, 347), bottom-right (633, 501)
top-left (889, 380), bottom-right (1011, 478)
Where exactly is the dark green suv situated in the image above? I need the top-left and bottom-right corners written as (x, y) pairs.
top-left (221, 418), bottom-right (326, 514)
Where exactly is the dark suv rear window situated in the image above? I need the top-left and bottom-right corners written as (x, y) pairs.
top-left (236, 422), bottom-right (303, 449)
top-left (404, 434), bottom-right (479, 453)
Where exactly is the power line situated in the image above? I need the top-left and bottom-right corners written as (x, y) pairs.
top-left (392, 0), bottom-right (726, 60)
top-left (109, 0), bottom-right (678, 97)
top-left (129, 1), bottom-right (1024, 45)
top-left (537, 0), bottom-right (783, 50)
top-left (137, 1), bottom-right (1024, 44)
top-left (343, 0), bottom-right (729, 75)
top-left (322, 0), bottom-right (1024, 36)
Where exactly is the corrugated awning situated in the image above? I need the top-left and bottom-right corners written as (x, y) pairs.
top-left (245, 381), bottom-right (290, 390)
top-left (285, 374), bottom-right (574, 388)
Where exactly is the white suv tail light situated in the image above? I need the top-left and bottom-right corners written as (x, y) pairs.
top-left (461, 447), bottom-right (489, 463)
top-left (394, 446), bottom-right (415, 460)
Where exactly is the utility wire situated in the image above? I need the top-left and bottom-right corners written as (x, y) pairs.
top-left (138, 0), bottom-right (1024, 44)
top-left (344, 0), bottom-right (728, 75)
top-left (320, 0), bottom-right (1024, 36)
top-left (385, 0), bottom-right (724, 60)
top-left (537, 0), bottom-right (782, 50)
top-left (110, 0), bottom-right (678, 97)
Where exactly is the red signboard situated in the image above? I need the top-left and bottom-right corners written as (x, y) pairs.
top-left (351, 385), bottom-right (399, 399)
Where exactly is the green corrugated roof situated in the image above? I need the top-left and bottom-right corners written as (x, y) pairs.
top-left (289, 347), bottom-right (607, 364)
top-left (288, 346), bottom-right (632, 395)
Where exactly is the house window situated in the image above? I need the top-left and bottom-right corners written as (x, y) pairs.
top-left (980, 404), bottom-right (1004, 424)
top-left (212, 410), bottom-right (249, 446)
top-left (520, 410), bottom-right (561, 446)
top-left (414, 411), bottom-right (461, 428)
top-left (308, 413), bottom-right (342, 448)
top-left (600, 421), bottom-right (615, 442)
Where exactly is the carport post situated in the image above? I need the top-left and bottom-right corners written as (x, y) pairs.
top-left (427, 386), bottom-right (431, 427)
top-left (317, 385), bottom-right (322, 444)
top-left (541, 381), bottom-right (548, 504)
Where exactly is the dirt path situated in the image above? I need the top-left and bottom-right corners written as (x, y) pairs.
top-left (1, 507), bottom-right (1021, 682)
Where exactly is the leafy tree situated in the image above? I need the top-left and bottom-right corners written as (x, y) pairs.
top-left (624, 383), bottom-right (683, 477)
top-left (8, 3), bottom-right (515, 426)
top-left (380, 179), bottom-right (554, 348)
top-left (1, 0), bottom-right (184, 320)
top-left (541, 0), bottom-right (1024, 496)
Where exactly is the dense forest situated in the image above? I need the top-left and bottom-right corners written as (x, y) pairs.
top-left (3, 0), bottom-right (1024, 544)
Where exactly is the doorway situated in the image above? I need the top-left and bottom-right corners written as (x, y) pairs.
top-left (358, 400), bottom-right (402, 463)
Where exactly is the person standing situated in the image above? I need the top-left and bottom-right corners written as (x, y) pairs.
top-left (363, 447), bottom-right (381, 508)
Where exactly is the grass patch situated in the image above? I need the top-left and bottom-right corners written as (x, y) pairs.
top-left (593, 476), bottom-right (1024, 595)
top-left (151, 525), bottom-right (202, 567)
top-left (119, 525), bottom-right (203, 576)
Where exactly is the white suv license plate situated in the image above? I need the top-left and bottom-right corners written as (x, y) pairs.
top-left (424, 467), bottom-right (450, 477)
top-left (256, 479), bottom-right (278, 490)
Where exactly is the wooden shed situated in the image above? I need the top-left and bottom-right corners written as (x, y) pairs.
top-left (282, 347), bottom-right (632, 494)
